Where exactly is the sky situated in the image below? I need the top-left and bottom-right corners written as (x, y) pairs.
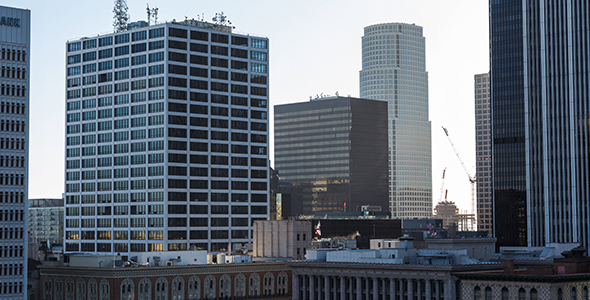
top-left (10, 0), bottom-right (489, 214)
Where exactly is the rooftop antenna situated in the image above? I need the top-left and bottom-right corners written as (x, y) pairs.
top-left (113, 0), bottom-right (129, 33)
top-left (146, 3), bottom-right (158, 25)
top-left (212, 11), bottom-right (232, 27)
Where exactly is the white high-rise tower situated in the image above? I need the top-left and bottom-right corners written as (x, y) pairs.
top-left (0, 5), bottom-right (30, 299)
top-left (64, 17), bottom-right (269, 254)
top-left (360, 23), bottom-right (432, 219)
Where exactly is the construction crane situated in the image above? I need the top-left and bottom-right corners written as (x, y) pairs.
top-left (438, 168), bottom-right (447, 203)
top-left (441, 126), bottom-right (476, 228)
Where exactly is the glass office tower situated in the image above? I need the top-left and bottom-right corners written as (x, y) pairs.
top-left (275, 97), bottom-right (389, 216)
top-left (64, 19), bottom-right (269, 254)
top-left (490, 0), bottom-right (527, 248)
top-left (360, 23), bottom-right (432, 219)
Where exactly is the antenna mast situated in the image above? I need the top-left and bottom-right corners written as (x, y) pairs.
top-left (146, 3), bottom-right (159, 25)
top-left (113, 0), bottom-right (129, 32)
top-left (212, 12), bottom-right (232, 27)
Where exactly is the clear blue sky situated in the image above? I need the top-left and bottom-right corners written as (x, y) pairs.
top-left (9, 0), bottom-right (488, 213)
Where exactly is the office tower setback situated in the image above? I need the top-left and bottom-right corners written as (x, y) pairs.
top-left (360, 23), bottom-right (432, 219)
top-left (474, 73), bottom-right (491, 233)
top-left (0, 5), bottom-right (30, 299)
top-left (275, 97), bottom-right (389, 215)
top-left (491, 1), bottom-right (590, 248)
top-left (64, 18), bottom-right (269, 254)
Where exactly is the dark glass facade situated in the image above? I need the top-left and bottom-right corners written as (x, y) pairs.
top-left (490, 0), bottom-right (527, 248)
top-left (274, 97), bottom-right (389, 216)
top-left (491, 0), bottom-right (590, 248)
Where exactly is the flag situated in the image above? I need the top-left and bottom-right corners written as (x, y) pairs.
top-left (426, 221), bottom-right (432, 230)
top-left (430, 230), bottom-right (437, 238)
top-left (315, 221), bottom-right (322, 236)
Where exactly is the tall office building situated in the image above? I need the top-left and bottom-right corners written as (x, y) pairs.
top-left (359, 23), bottom-right (432, 219)
top-left (275, 96), bottom-right (389, 216)
top-left (0, 5), bottom-right (30, 299)
top-left (474, 73), bottom-right (491, 233)
top-left (490, 1), bottom-right (527, 248)
top-left (491, 1), bottom-right (590, 248)
top-left (64, 18), bottom-right (269, 254)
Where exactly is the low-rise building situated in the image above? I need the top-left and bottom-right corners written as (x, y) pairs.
top-left (455, 246), bottom-right (590, 300)
top-left (40, 256), bottom-right (291, 299)
top-left (287, 236), bottom-right (501, 299)
top-left (253, 220), bottom-right (311, 260)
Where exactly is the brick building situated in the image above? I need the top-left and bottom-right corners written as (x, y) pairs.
top-left (40, 261), bottom-right (290, 299)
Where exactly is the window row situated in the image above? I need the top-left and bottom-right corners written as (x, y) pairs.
top-left (0, 66), bottom-right (26, 79)
top-left (64, 191), bottom-right (266, 204)
top-left (0, 48), bottom-right (26, 62)
top-left (66, 192), bottom-right (164, 204)
top-left (65, 179), bottom-right (267, 193)
top-left (0, 84), bottom-right (26, 97)
top-left (0, 101), bottom-right (26, 115)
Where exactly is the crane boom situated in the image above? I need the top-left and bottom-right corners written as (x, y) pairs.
top-left (442, 127), bottom-right (476, 183)
top-left (442, 126), bottom-right (477, 229)
top-left (438, 168), bottom-right (447, 203)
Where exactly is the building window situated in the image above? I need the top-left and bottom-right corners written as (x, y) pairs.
top-left (171, 276), bottom-right (184, 300)
top-left (530, 288), bottom-right (538, 300)
top-left (66, 278), bottom-right (75, 300)
top-left (277, 272), bottom-right (288, 296)
top-left (188, 276), bottom-right (200, 300)
top-left (44, 278), bottom-right (52, 300)
top-left (77, 278), bottom-right (87, 300)
top-left (263, 273), bottom-right (274, 297)
top-left (249, 273), bottom-right (260, 297)
top-left (155, 277), bottom-right (168, 300)
top-left (234, 274), bottom-right (246, 298)
top-left (519, 288), bottom-right (526, 300)
top-left (219, 274), bottom-right (231, 298)
top-left (204, 275), bottom-right (216, 299)
top-left (501, 287), bottom-right (509, 300)
top-left (121, 279), bottom-right (134, 300)
top-left (474, 286), bottom-right (481, 300)
top-left (99, 280), bottom-right (110, 300)
top-left (571, 288), bottom-right (577, 300)
top-left (484, 287), bottom-right (491, 300)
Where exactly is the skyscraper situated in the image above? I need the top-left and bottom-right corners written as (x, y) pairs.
top-left (491, 1), bottom-right (590, 248)
top-left (474, 73), bottom-right (492, 233)
top-left (64, 18), bottom-right (269, 254)
top-left (360, 23), bottom-right (432, 219)
top-left (490, 1), bottom-right (527, 248)
top-left (274, 96), bottom-right (389, 216)
top-left (0, 5), bottom-right (30, 299)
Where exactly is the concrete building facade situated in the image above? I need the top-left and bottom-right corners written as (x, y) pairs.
top-left (359, 22), bottom-right (432, 219)
top-left (0, 5), bottom-right (30, 299)
top-left (474, 73), bottom-right (491, 233)
top-left (253, 220), bottom-right (311, 260)
top-left (64, 18), bottom-right (270, 254)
